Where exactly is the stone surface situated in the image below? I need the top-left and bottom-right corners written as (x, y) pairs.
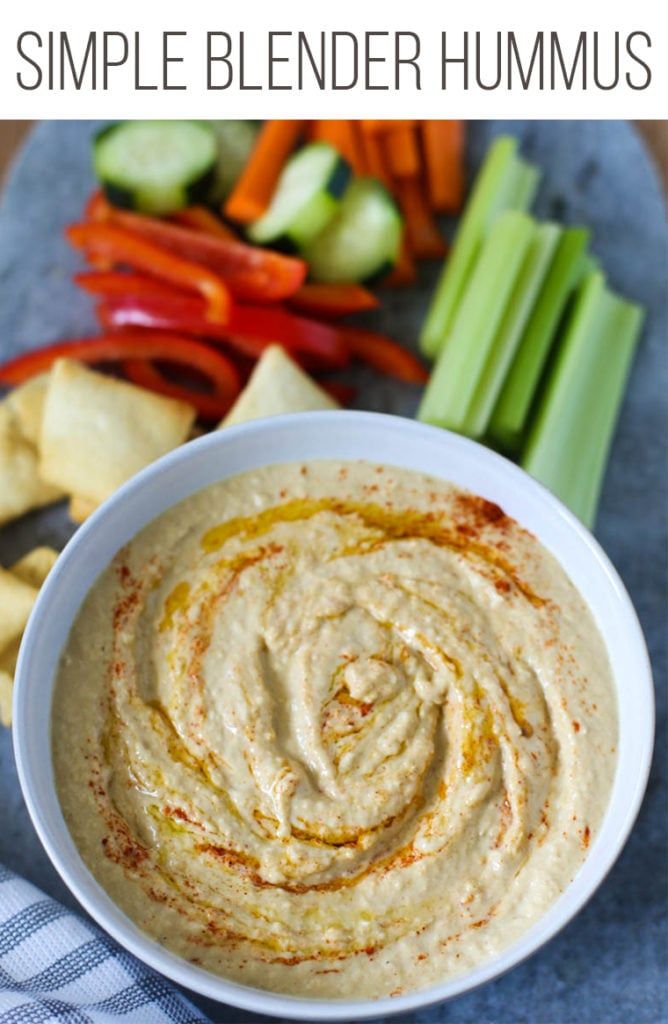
top-left (0, 120), bottom-right (665, 1023)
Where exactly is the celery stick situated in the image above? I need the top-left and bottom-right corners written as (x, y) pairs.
top-left (488, 226), bottom-right (590, 454)
top-left (418, 210), bottom-right (535, 431)
top-left (521, 275), bottom-right (643, 528)
top-left (575, 297), bottom-right (643, 526)
top-left (579, 252), bottom-right (599, 279)
top-left (419, 136), bottom-right (531, 359)
top-left (509, 159), bottom-right (541, 212)
top-left (463, 222), bottom-right (561, 439)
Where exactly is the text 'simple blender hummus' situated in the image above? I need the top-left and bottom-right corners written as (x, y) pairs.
top-left (53, 461), bottom-right (617, 998)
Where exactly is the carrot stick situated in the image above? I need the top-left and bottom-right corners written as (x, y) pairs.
top-left (394, 177), bottom-right (447, 260)
top-left (358, 130), bottom-right (392, 188)
top-left (382, 126), bottom-right (422, 179)
top-left (383, 234), bottom-right (417, 287)
top-left (310, 120), bottom-right (367, 175)
top-left (170, 206), bottom-right (237, 240)
top-left (421, 121), bottom-right (465, 213)
top-left (361, 120), bottom-right (417, 135)
top-left (225, 120), bottom-right (305, 223)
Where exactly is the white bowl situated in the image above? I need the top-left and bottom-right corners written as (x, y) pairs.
top-left (13, 412), bottom-right (654, 1021)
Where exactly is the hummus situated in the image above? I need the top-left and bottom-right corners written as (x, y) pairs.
top-left (52, 461), bottom-right (617, 998)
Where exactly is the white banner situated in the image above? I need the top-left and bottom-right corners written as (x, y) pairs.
top-left (1, 0), bottom-right (665, 118)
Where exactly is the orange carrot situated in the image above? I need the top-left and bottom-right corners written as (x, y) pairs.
top-left (310, 120), bottom-right (367, 175)
top-left (170, 206), bottom-right (237, 240)
top-left (358, 130), bottom-right (391, 188)
top-left (382, 125), bottom-right (422, 180)
top-left (421, 120), bottom-right (465, 213)
top-left (383, 235), bottom-right (417, 287)
top-left (394, 177), bottom-right (447, 261)
top-left (225, 120), bottom-right (305, 223)
top-left (361, 120), bottom-right (417, 135)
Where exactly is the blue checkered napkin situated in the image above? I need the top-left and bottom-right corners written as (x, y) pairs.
top-left (0, 864), bottom-right (210, 1023)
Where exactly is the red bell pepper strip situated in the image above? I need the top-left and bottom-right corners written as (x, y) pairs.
top-left (341, 327), bottom-right (429, 384)
top-left (84, 189), bottom-right (111, 222)
top-left (66, 223), bottom-right (232, 324)
top-left (97, 294), bottom-right (350, 369)
top-left (169, 206), bottom-right (238, 241)
top-left (288, 282), bottom-right (379, 319)
top-left (0, 333), bottom-right (241, 418)
top-left (74, 270), bottom-right (186, 301)
top-left (121, 358), bottom-right (232, 420)
top-left (83, 200), bottom-right (307, 303)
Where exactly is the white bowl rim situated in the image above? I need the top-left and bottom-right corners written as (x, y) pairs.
top-left (13, 411), bottom-right (654, 1021)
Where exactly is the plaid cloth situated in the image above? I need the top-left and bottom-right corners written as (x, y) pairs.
top-left (0, 865), bottom-right (210, 1023)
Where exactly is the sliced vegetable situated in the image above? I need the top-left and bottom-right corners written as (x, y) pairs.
top-left (419, 136), bottom-right (539, 358)
top-left (421, 121), bottom-right (465, 213)
top-left (85, 208), bottom-right (307, 302)
top-left (208, 120), bottom-right (260, 204)
top-left (510, 159), bottom-right (541, 211)
top-left (85, 189), bottom-right (112, 222)
top-left (225, 120), bottom-right (304, 223)
top-left (97, 294), bottom-right (350, 368)
top-left (121, 359), bottom-right (232, 420)
top-left (310, 121), bottom-right (367, 176)
top-left (343, 328), bottom-right (428, 384)
top-left (66, 222), bottom-right (232, 323)
top-left (418, 210), bottom-right (535, 431)
top-left (521, 274), bottom-right (643, 528)
top-left (93, 121), bottom-right (217, 216)
top-left (74, 270), bottom-right (183, 300)
top-left (247, 143), bottom-right (351, 250)
top-left (361, 120), bottom-right (417, 135)
top-left (90, 208), bottom-right (302, 297)
top-left (489, 227), bottom-right (590, 453)
top-left (0, 332), bottom-right (241, 418)
top-left (170, 206), bottom-right (237, 240)
top-left (462, 222), bottom-right (562, 438)
top-left (383, 236), bottom-right (417, 287)
top-left (304, 178), bottom-right (402, 284)
top-left (382, 125), bottom-right (421, 179)
top-left (97, 293), bottom-right (268, 360)
top-left (358, 130), bottom-right (391, 188)
top-left (394, 177), bottom-right (447, 260)
top-left (288, 282), bottom-right (379, 318)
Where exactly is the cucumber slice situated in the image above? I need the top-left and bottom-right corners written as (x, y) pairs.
top-left (208, 120), bottom-right (260, 203)
top-left (247, 143), bottom-right (351, 251)
top-left (94, 121), bottom-right (217, 216)
top-left (305, 178), bottom-right (402, 284)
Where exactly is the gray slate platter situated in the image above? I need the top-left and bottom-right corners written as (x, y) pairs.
top-left (0, 121), bottom-right (666, 1023)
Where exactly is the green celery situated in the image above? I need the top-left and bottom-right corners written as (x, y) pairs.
top-left (488, 226), bottom-right (590, 454)
top-left (463, 221), bottom-right (561, 439)
top-left (521, 274), bottom-right (643, 529)
top-left (509, 158), bottom-right (541, 212)
top-left (419, 136), bottom-right (539, 359)
top-left (418, 210), bottom-right (535, 431)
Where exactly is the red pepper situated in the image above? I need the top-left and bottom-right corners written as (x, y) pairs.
top-left (98, 294), bottom-right (350, 369)
top-left (0, 332), bottom-right (241, 419)
top-left (84, 197), bottom-right (306, 303)
top-left (84, 189), bottom-right (111, 222)
top-left (169, 206), bottom-right (238, 241)
top-left (67, 223), bottom-right (232, 324)
top-left (341, 327), bottom-right (429, 384)
top-left (121, 358), bottom-right (232, 420)
top-left (74, 270), bottom-right (187, 302)
top-left (288, 282), bottom-right (380, 319)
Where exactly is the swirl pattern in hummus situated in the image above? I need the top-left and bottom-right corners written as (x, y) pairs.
top-left (53, 462), bottom-right (617, 998)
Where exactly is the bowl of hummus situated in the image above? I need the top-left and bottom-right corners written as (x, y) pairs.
top-left (13, 412), bottom-right (653, 1020)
